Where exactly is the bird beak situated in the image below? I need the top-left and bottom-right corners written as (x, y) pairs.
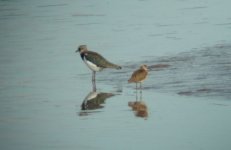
top-left (75, 49), bottom-right (79, 53)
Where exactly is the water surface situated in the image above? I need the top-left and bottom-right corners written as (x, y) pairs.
top-left (0, 0), bottom-right (231, 150)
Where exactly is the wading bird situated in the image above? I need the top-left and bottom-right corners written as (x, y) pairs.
top-left (76, 45), bottom-right (121, 90)
top-left (128, 65), bottom-right (148, 90)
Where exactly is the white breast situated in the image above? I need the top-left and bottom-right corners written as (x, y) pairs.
top-left (83, 58), bottom-right (102, 72)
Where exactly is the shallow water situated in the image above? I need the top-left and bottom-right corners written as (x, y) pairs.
top-left (100, 44), bottom-right (231, 100)
top-left (1, 0), bottom-right (231, 150)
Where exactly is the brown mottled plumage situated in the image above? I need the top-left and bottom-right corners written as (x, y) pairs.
top-left (128, 65), bottom-right (148, 83)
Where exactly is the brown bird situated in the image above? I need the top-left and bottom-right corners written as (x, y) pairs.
top-left (128, 65), bottom-right (148, 90)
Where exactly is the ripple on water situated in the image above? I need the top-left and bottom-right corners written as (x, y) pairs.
top-left (99, 44), bottom-right (231, 100)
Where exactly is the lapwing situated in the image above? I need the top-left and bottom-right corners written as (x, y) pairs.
top-left (76, 45), bottom-right (122, 90)
top-left (128, 65), bottom-right (148, 90)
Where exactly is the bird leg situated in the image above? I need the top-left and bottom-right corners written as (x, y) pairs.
top-left (136, 86), bottom-right (138, 101)
top-left (135, 83), bottom-right (138, 101)
top-left (140, 83), bottom-right (142, 100)
top-left (92, 71), bottom-right (96, 91)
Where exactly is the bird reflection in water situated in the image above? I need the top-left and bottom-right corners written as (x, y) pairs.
top-left (128, 87), bottom-right (148, 119)
top-left (79, 89), bottom-right (115, 116)
top-left (127, 64), bottom-right (148, 118)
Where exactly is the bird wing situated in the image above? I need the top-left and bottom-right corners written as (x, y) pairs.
top-left (84, 51), bottom-right (115, 68)
top-left (129, 69), bottom-right (148, 82)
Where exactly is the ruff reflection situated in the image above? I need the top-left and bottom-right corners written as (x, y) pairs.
top-left (128, 88), bottom-right (148, 118)
top-left (79, 89), bottom-right (115, 116)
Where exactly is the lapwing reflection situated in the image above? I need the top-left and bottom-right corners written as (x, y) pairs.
top-left (79, 90), bottom-right (115, 116)
top-left (128, 87), bottom-right (148, 119)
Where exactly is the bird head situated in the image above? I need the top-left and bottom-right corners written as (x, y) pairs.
top-left (141, 65), bottom-right (148, 71)
top-left (76, 45), bottom-right (87, 53)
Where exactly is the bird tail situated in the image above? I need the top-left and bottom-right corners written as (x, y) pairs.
top-left (108, 63), bottom-right (122, 70)
top-left (115, 65), bottom-right (122, 70)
